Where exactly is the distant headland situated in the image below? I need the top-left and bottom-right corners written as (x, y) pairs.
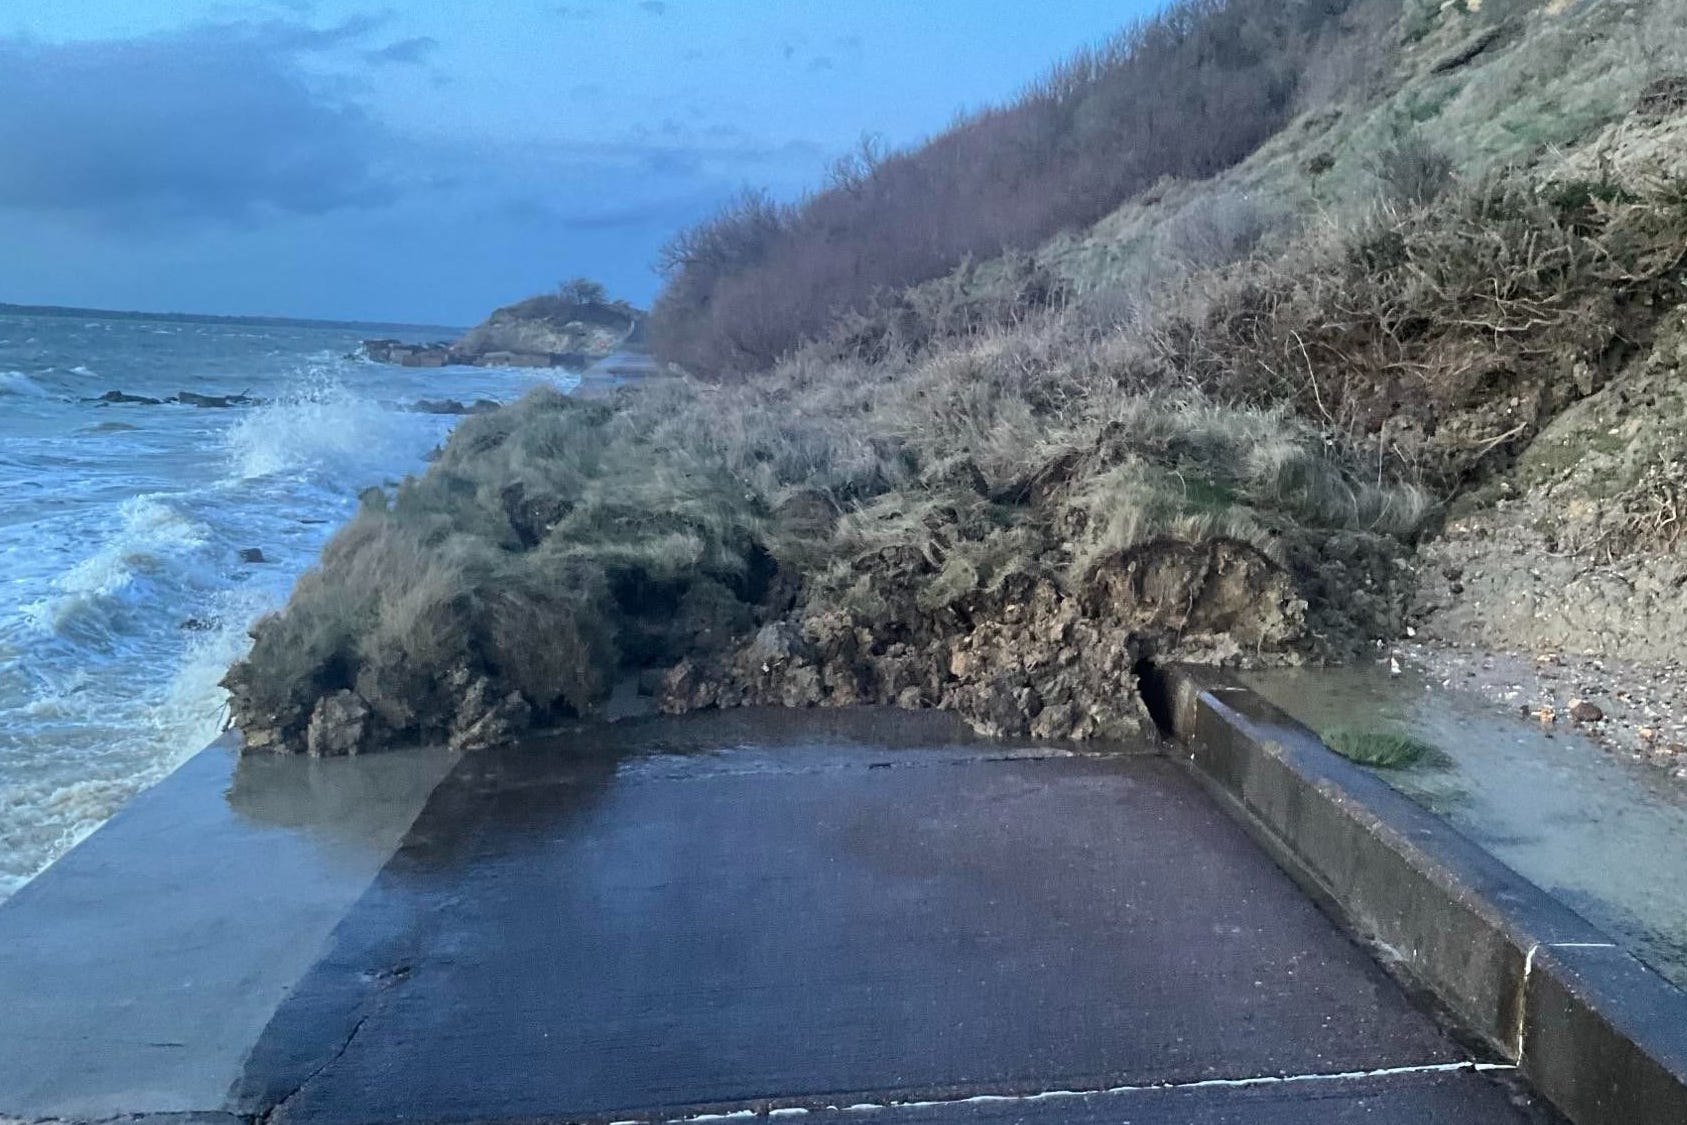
top-left (358, 279), bottom-right (644, 370)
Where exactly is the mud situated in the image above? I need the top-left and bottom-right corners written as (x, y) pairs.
top-left (660, 540), bottom-right (1309, 741)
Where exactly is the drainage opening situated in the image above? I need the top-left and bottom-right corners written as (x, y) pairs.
top-left (1134, 657), bottom-right (1177, 738)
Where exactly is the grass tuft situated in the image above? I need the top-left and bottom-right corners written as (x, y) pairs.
top-left (1321, 727), bottom-right (1439, 768)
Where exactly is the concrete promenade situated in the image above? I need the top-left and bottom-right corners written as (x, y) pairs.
top-left (0, 709), bottom-right (1559, 1123)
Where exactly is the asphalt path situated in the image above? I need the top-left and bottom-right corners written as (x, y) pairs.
top-left (0, 708), bottom-right (1562, 1123)
top-left (235, 709), bottom-right (1559, 1124)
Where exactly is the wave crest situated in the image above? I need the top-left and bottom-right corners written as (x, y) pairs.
top-left (0, 371), bottom-right (47, 397)
top-left (224, 370), bottom-right (414, 481)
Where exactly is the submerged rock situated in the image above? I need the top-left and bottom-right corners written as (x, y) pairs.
top-left (238, 547), bottom-right (267, 564)
top-left (95, 390), bottom-right (163, 405)
top-left (407, 398), bottom-right (502, 415)
top-left (174, 391), bottom-right (260, 408)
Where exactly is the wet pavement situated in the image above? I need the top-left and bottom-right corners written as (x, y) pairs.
top-left (0, 735), bottom-right (455, 1119)
top-left (0, 709), bottom-right (1560, 1123)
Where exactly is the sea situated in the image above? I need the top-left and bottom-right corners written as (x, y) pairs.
top-left (0, 310), bottom-right (583, 901)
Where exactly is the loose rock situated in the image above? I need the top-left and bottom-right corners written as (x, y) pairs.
top-left (1569, 699), bottom-right (1604, 723)
top-left (306, 691), bottom-right (370, 757)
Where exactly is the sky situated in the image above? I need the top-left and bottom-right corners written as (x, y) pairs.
top-left (0, 1), bottom-right (1161, 324)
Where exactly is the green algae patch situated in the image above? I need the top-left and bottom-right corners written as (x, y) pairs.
top-left (1321, 727), bottom-right (1440, 769)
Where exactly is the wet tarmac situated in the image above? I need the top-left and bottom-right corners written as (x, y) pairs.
top-left (0, 709), bottom-right (1561, 1123)
top-left (0, 735), bottom-right (455, 1118)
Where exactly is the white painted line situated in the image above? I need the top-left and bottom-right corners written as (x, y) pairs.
top-left (649, 1061), bottom-right (1517, 1122)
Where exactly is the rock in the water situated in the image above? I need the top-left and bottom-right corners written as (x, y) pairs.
top-left (408, 398), bottom-right (502, 415)
top-left (306, 690), bottom-right (370, 757)
top-left (95, 390), bottom-right (163, 405)
top-left (174, 391), bottom-right (259, 408)
top-left (238, 547), bottom-right (267, 564)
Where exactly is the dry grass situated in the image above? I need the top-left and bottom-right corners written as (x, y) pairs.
top-left (227, 277), bottom-right (1431, 750)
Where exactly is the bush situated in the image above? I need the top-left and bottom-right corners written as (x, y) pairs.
top-left (1364, 128), bottom-right (1456, 205)
top-left (1136, 173), bottom-right (1687, 488)
top-left (651, 0), bottom-right (1399, 378)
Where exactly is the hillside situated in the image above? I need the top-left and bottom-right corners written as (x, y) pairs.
top-left (224, 0), bottom-right (1687, 766)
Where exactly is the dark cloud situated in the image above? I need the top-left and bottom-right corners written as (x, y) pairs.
top-left (363, 36), bottom-right (440, 65)
top-left (0, 22), bottom-right (401, 227)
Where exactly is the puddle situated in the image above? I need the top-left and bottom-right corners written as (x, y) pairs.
top-left (1244, 663), bottom-right (1687, 991)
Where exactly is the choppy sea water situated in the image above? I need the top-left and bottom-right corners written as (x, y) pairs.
top-left (0, 312), bottom-right (579, 901)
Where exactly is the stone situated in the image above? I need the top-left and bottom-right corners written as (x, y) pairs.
top-left (747, 622), bottom-right (804, 670)
top-left (449, 690), bottom-right (532, 752)
top-left (238, 547), bottom-right (267, 564)
top-left (96, 390), bottom-right (163, 405)
top-left (306, 690), bottom-right (370, 757)
top-left (1569, 699), bottom-right (1604, 723)
top-left (174, 391), bottom-right (258, 408)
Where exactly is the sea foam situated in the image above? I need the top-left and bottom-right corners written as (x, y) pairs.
top-left (0, 370), bottom-right (47, 396)
top-left (225, 370), bottom-right (416, 481)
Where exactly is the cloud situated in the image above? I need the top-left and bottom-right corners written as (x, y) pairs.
top-left (0, 22), bottom-right (401, 227)
top-left (638, 1), bottom-right (669, 13)
top-left (246, 13), bottom-right (391, 52)
top-left (364, 36), bottom-right (439, 65)
top-left (552, 4), bottom-right (599, 18)
top-left (808, 55), bottom-right (835, 72)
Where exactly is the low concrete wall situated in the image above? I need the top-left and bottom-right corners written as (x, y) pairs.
top-left (1142, 664), bottom-right (1687, 1125)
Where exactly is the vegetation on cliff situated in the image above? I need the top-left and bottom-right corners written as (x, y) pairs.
top-left (226, 0), bottom-right (1687, 755)
top-left (649, 0), bottom-right (1397, 376)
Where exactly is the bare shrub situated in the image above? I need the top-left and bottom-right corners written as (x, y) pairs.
top-left (652, 0), bottom-right (1400, 378)
top-left (1364, 129), bottom-right (1457, 205)
top-left (1138, 173), bottom-right (1687, 487)
top-left (1159, 192), bottom-right (1272, 270)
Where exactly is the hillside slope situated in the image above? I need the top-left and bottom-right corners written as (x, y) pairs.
top-left (224, 0), bottom-right (1687, 762)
